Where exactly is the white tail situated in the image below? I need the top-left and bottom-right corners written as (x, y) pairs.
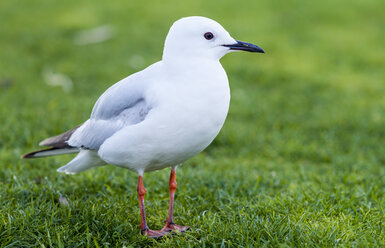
top-left (57, 150), bottom-right (105, 174)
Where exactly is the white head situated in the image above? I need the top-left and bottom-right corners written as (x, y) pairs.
top-left (162, 16), bottom-right (264, 62)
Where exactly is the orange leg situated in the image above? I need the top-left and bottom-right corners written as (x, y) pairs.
top-left (161, 167), bottom-right (190, 233)
top-left (137, 175), bottom-right (168, 238)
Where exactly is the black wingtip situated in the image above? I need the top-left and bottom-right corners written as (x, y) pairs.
top-left (21, 147), bottom-right (80, 159)
top-left (21, 154), bottom-right (33, 159)
top-left (21, 150), bottom-right (42, 159)
top-left (21, 147), bottom-right (57, 159)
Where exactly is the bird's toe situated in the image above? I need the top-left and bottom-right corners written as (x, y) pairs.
top-left (142, 228), bottom-right (169, 238)
top-left (161, 223), bottom-right (190, 233)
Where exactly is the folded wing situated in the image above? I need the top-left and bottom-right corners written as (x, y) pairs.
top-left (67, 72), bottom-right (151, 150)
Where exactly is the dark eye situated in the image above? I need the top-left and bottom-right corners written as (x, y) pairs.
top-left (204, 32), bottom-right (214, 40)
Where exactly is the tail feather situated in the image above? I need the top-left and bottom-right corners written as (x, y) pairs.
top-left (21, 147), bottom-right (79, 159)
top-left (21, 124), bottom-right (105, 174)
top-left (22, 125), bottom-right (81, 159)
top-left (57, 150), bottom-right (105, 174)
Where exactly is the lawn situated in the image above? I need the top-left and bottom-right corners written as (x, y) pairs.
top-left (1, 0), bottom-right (385, 247)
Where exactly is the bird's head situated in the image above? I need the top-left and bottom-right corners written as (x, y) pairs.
top-left (162, 16), bottom-right (264, 62)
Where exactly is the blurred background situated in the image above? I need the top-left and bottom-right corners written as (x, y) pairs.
top-left (0, 0), bottom-right (384, 246)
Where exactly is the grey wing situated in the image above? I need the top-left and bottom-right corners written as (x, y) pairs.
top-left (67, 75), bottom-right (151, 150)
top-left (90, 73), bottom-right (149, 120)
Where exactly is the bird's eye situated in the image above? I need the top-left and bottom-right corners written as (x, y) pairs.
top-left (204, 32), bottom-right (214, 40)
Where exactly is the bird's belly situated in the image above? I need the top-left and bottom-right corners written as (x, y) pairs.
top-left (145, 118), bottom-right (223, 171)
top-left (99, 102), bottom-right (228, 173)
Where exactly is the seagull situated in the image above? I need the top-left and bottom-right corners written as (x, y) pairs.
top-left (22, 16), bottom-right (264, 238)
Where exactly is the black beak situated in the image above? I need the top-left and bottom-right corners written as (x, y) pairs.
top-left (223, 40), bottom-right (265, 53)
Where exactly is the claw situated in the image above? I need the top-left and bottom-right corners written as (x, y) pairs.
top-left (142, 228), bottom-right (169, 238)
top-left (161, 223), bottom-right (190, 233)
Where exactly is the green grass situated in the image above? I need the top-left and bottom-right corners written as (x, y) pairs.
top-left (1, 0), bottom-right (385, 247)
